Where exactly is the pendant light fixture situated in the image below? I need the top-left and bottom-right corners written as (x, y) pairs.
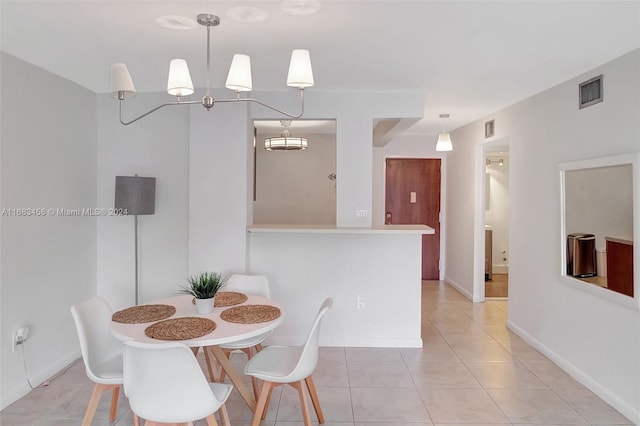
top-left (109, 13), bottom-right (314, 126)
top-left (264, 120), bottom-right (308, 151)
top-left (435, 113), bottom-right (453, 152)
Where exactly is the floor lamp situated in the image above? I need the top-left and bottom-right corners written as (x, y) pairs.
top-left (115, 175), bottom-right (156, 305)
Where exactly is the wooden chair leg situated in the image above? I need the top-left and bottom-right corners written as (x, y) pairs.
top-left (242, 346), bottom-right (262, 402)
top-left (256, 383), bottom-right (279, 420)
top-left (251, 381), bottom-right (274, 426)
top-left (217, 404), bottom-right (231, 426)
top-left (293, 380), bottom-right (313, 426)
top-left (109, 385), bottom-right (120, 422)
top-left (217, 349), bottom-right (232, 382)
top-left (133, 413), bottom-right (141, 426)
top-left (82, 383), bottom-right (116, 426)
top-left (250, 375), bottom-right (261, 403)
top-left (204, 414), bottom-right (219, 426)
top-left (305, 375), bottom-right (325, 423)
top-left (203, 345), bottom-right (219, 382)
top-left (261, 384), bottom-right (274, 420)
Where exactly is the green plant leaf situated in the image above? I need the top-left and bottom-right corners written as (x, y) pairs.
top-left (179, 271), bottom-right (228, 299)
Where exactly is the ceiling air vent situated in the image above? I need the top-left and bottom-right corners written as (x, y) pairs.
top-left (579, 74), bottom-right (603, 109)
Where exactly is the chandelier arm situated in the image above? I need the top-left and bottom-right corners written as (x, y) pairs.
top-left (214, 89), bottom-right (306, 119)
top-left (118, 99), bottom-right (202, 126)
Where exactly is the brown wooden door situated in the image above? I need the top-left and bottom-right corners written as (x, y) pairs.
top-left (385, 158), bottom-right (441, 280)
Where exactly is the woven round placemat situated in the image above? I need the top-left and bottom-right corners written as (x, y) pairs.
top-left (144, 317), bottom-right (217, 341)
top-left (220, 304), bottom-right (281, 324)
top-left (112, 304), bottom-right (176, 324)
top-left (190, 292), bottom-right (248, 307)
top-left (215, 291), bottom-right (248, 307)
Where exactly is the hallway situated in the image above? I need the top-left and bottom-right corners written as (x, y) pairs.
top-left (485, 273), bottom-right (509, 298)
top-left (0, 281), bottom-right (632, 424)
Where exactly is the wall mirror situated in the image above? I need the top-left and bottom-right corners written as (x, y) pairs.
top-left (559, 153), bottom-right (639, 309)
top-left (253, 120), bottom-right (336, 225)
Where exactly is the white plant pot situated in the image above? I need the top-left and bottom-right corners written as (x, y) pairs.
top-left (194, 297), bottom-right (214, 314)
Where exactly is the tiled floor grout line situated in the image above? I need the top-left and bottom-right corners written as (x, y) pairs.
top-left (400, 347), bottom-right (436, 425)
top-left (425, 287), bottom-right (517, 425)
top-left (1, 281), bottom-right (632, 425)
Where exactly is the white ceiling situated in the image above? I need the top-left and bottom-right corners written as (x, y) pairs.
top-left (2, 0), bottom-right (638, 135)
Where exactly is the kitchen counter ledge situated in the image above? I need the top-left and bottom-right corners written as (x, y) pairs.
top-left (248, 224), bottom-right (434, 234)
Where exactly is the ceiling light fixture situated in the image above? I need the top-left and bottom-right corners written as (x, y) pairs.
top-left (486, 158), bottom-right (504, 166)
top-left (109, 13), bottom-right (314, 126)
top-left (435, 113), bottom-right (453, 152)
top-left (281, 0), bottom-right (322, 15)
top-left (264, 120), bottom-right (308, 151)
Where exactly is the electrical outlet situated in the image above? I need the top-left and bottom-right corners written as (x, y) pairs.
top-left (12, 326), bottom-right (29, 351)
top-left (355, 209), bottom-right (368, 222)
top-left (356, 296), bottom-right (365, 310)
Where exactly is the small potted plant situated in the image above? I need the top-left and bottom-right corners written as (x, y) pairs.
top-left (180, 272), bottom-right (228, 314)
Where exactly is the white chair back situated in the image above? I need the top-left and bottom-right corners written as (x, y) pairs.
top-left (225, 273), bottom-right (270, 297)
top-left (123, 340), bottom-right (228, 423)
top-left (70, 296), bottom-right (122, 384)
top-left (290, 297), bottom-right (333, 380)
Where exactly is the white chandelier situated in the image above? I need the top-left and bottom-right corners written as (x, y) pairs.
top-left (264, 120), bottom-right (308, 151)
top-left (109, 13), bottom-right (314, 126)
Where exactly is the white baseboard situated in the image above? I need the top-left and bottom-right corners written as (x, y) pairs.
top-left (0, 350), bottom-right (80, 411)
top-left (443, 277), bottom-right (474, 301)
top-left (506, 320), bottom-right (639, 425)
top-left (492, 264), bottom-right (509, 274)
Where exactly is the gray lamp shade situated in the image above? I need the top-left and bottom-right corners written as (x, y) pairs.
top-left (115, 176), bottom-right (156, 215)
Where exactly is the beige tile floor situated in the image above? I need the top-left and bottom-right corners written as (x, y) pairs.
top-left (1, 281), bottom-right (633, 425)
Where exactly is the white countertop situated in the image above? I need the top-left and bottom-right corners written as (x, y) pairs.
top-left (248, 224), bottom-right (435, 234)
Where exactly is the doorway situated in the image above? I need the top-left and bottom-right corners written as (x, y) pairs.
top-left (385, 158), bottom-right (441, 280)
top-left (484, 148), bottom-right (510, 299)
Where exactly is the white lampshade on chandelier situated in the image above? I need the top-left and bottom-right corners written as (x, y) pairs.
top-left (109, 13), bottom-right (314, 126)
top-left (167, 59), bottom-right (194, 96)
top-left (435, 113), bottom-right (453, 152)
top-left (264, 120), bottom-right (308, 151)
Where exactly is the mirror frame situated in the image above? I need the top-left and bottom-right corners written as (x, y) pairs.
top-left (559, 152), bottom-right (640, 310)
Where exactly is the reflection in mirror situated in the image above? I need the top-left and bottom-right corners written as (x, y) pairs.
top-left (561, 156), bottom-right (636, 301)
top-left (253, 120), bottom-right (336, 225)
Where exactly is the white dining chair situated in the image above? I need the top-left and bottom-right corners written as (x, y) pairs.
top-left (70, 297), bottom-right (123, 425)
top-left (123, 340), bottom-right (233, 426)
top-left (214, 273), bottom-right (270, 396)
top-left (244, 297), bottom-right (333, 426)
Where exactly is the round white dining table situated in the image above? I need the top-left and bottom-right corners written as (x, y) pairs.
top-left (110, 293), bottom-right (284, 412)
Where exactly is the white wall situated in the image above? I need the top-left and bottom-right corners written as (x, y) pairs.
top-left (254, 132), bottom-right (336, 225)
top-left (188, 99), bottom-right (252, 276)
top-left (442, 122), bottom-right (478, 297)
top-left (447, 49), bottom-right (640, 422)
top-left (251, 90), bottom-right (424, 227)
top-left (95, 88), bottom-right (424, 305)
top-left (249, 231), bottom-right (423, 348)
top-left (96, 92), bottom-right (190, 310)
top-left (1, 53), bottom-right (97, 408)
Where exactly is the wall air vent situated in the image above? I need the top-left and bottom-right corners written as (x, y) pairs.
top-left (579, 74), bottom-right (603, 109)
